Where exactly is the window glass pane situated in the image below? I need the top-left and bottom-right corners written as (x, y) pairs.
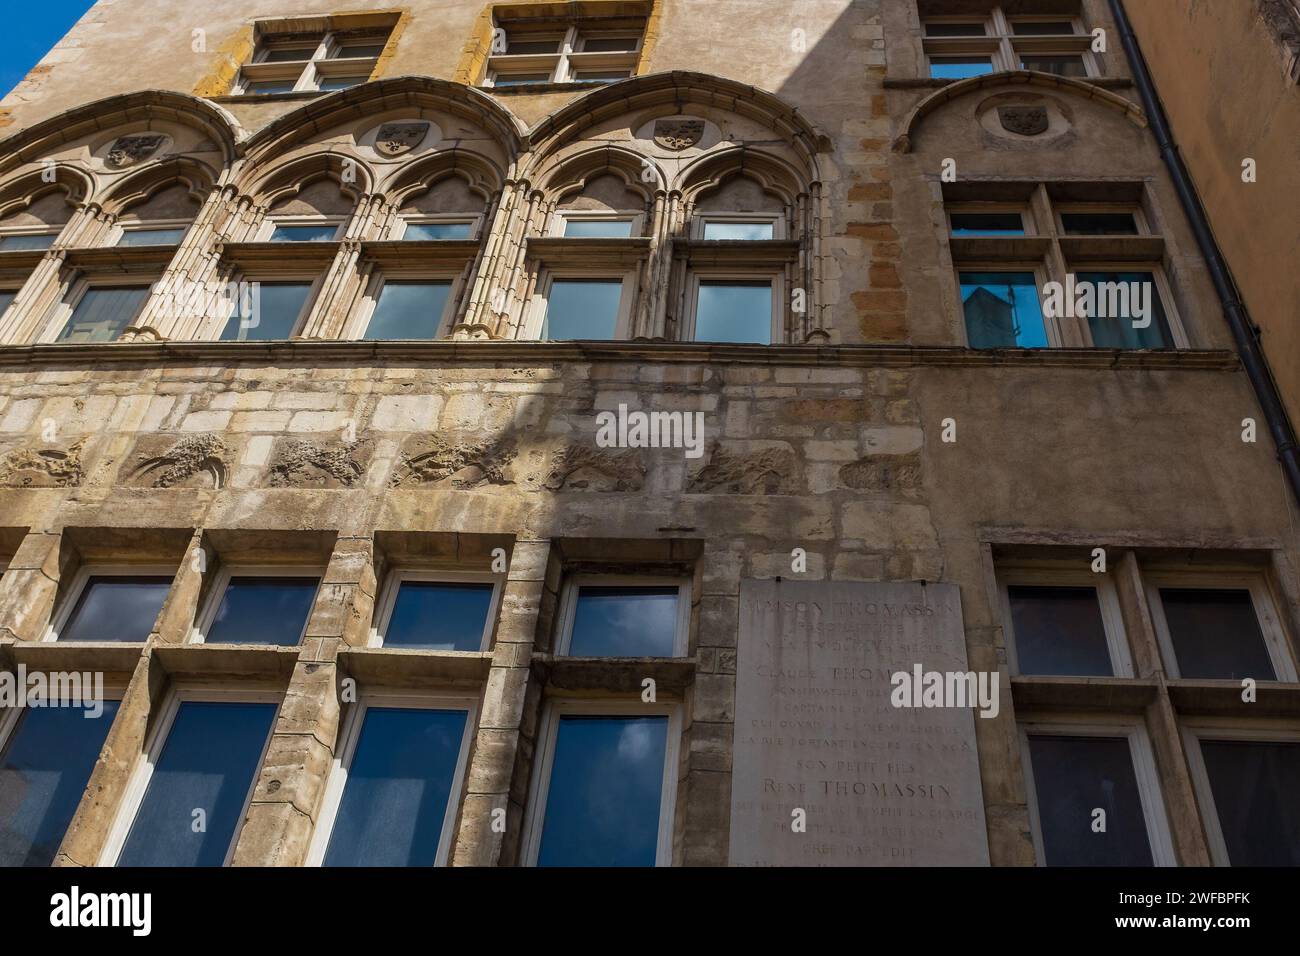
top-left (1158, 588), bottom-right (1276, 680)
top-left (959, 271), bottom-right (1046, 348)
top-left (702, 221), bottom-right (776, 240)
top-left (260, 46), bottom-right (315, 62)
top-left (1008, 585), bottom-right (1114, 676)
top-left (1027, 735), bottom-right (1155, 866)
top-left (563, 218), bottom-right (634, 238)
top-left (334, 43), bottom-right (385, 59)
top-left (1060, 212), bottom-right (1139, 235)
top-left (493, 72), bottom-right (552, 86)
top-left (268, 224), bottom-right (338, 242)
top-left (245, 79), bottom-right (299, 95)
top-left (571, 70), bottom-right (632, 82)
top-left (538, 715), bottom-right (668, 866)
top-left (117, 228), bottom-right (187, 247)
top-left (318, 75), bottom-right (367, 92)
top-left (1020, 55), bottom-right (1088, 77)
top-left (0, 233), bottom-right (57, 251)
top-left (1012, 21), bottom-right (1078, 35)
top-left (205, 576), bottom-right (319, 646)
top-left (1075, 271), bottom-right (1174, 349)
top-left (950, 212), bottom-right (1025, 236)
top-left (404, 222), bottom-right (473, 240)
top-left (694, 280), bottom-right (773, 344)
top-left (323, 707), bottom-right (468, 866)
top-left (0, 291), bottom-right (15, 316)
top-left (220, 281), bottom-right (313, 341)
top-left (1199, 740), bottom-right (1300, 865)
top-left (364, 281), bottom-right (451, 341)
top-left (56, 286), bottom-right (150, 344)
top-left (117, 701), bottom-right (275, 866)
top-left (579, 35), bottom-right (639, 52)
top-left (0, 701), bottom-right (119, 867)
top-left (543, 278), bottom-right (623, 340)
top-left (930, 57), bottom-right (995, 79)
top-left (384, 581), bottom-right (494, 650)
top-left (61, 575), bottom-right (172, 642)
top-left (569, 586), bottom-right (679, 657)
top-left (924, 22), bottom-right (987, 37)
top-left (505, 37), bottom-right (562, 54)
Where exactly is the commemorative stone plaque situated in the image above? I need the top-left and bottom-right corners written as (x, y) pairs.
top-left (729, 579), bottom-right (991, 866)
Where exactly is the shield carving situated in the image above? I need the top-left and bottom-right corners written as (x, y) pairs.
top-left (375, 122), bottom-right (430, 157)
top-left (997, 106), bottom-right (1049, 136)
top-left (105, 134), bottom-right (167, 169)
top-left (653, 119), bottom-right (705, 151)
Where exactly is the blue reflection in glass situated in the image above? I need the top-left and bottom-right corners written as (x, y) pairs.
top-left (364, 281), bottom-right (452, 340)
top-left (0, 233), bottom-right (57, 251)
top-left (930, 57), bottom-right (995, 79)
top-left (0, 701), bottom-right (120, 867)
top-left (404, 222), bottom-right (473, 241)
top-left (694, 281), bottom-right (772, 344)
top-left (701, 221), bottom-right (775, 240)
top-left (959, 271), bottom-right (1047, 348)
top-left (324, 707), bottom-right (468, 866)
top-left (117, 228), bottom-right (186, 247)
top-left (0, 291), bottom-right (14, 316)
top-left (384, 581), bottom-right (494, 651)
top-left (543, 279), bottom-right (622, 339)
top-left (538, 715), bottom-right (668, 866)
top-left (205, 577), bottom-right (318, 646)
top-left (269, 225), bottom-right (338, 242)
top-left (117, 701), bottom-right (276, 866)
top-left (60, 576), bottom-right (171, 642)
top-left (219, 281), bottom-right (313, 341)
top-left (569, 586), bottom-right (679, 657)
top-left (563, 219), bottom-right (634, 238)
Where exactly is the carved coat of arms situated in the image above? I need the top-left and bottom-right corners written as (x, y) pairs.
top-left (105, 134), bottom-right (167, 169)
top-left (375, 122), bottom-right (430, 157)
top-left (997, 106), bottom-right (1049, 136)
top-left (653, 119), bottom-right (705, 151)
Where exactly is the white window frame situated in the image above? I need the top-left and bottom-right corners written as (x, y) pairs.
top-left (190, 564), bottom-right (325, 645)
top-left (370, 569), bottom-right (503, 650)
top-left (41, 276), bottom-right (156, 344)
top-left (1054, 203), bottom-right (1150, 237)
top-left (305, 689), bottom-right (477, 867)
top-left (235, 30), bottom-right (386, 95)
top-left (1019, 717), bottom-right (1177, 867)
top-left (44, 562), bottom-right (177, 643)
top-left (556, 574), bottom-right (691, 658)
top-left (522, 699), bottom-right (681, 866)
top-left (551, 210), bottom-right (645, 239)
top-left (214, 272), bottom-right (325, 342)
top-left (98, 685), bottom-right (281, 867)
top-left (947, 202), bottom-right (1035, 236)
top-left (348, 271), bottom-right (464, 341)
top-left (685, 269), bottom-right (784, 345)
top-left (1180, 720), bottom-right (1300, 866)
top-left (0, 226), bottom-right (63, 250)
top-left (691, 212), bottom-right (785, 241)
top-left (528, 269), bottom-right (638, 341)
top-left (996, 566), bottom-right (1132, 677)
top-left (483, 24), bottom-right (642, 87)
top-left (954, 260), bottom-right (1057, 348)
top-left (1144, 570), bottom-right (1298, 682)
top-left (395, 214), bottom-right (484, 241)
top-left (256, 215), bottom-right (349, 243)
top-left (1066, 262), bottom-right (1189, 350)
top-left (111, 218), bottom-right (194, 247)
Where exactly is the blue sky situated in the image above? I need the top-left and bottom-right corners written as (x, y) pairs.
top-left (1, 1), bottom-right (97, 99)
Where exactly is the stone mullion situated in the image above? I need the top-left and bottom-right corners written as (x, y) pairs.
top-left (451, 538), bottom-right (550, 867)
top-left (450, 189), bottom-right (502, 331)
top-left (0, 529), bottom-right (64, 642)
top-left (492, 186), bottom-right (544, 340)
top-left (635, 190), bottom-right (670, 339)
top-left (0, 249), bottom-right (67, 344)
top-left (229, 534), bottom-right (376, 867)
top-left (459, 178), bottom-right (525, 334)
top-left (148, 530), bottom-right (208, 644)
top-left (808, 182), bottom-right (830, 343)
top-left (301, 239), bottom-right (364, 340)
top-left (137, 187), bottom-right (237, 341)
top-left (165, 189), bottom-right (264, 342)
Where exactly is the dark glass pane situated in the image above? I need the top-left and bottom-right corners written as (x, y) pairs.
top-left (1076, 271), bottom-right (1174, 349)
top-left (384, 581), bottom-right (494, 651)
top-left (1012, 21), bottom-right (1078, 35)
top-left (1020, 55), bottom-right (1088, 77)
top-left (571, 71), bottom-right (632, 83)
top-left (61, 576), bottom-right (172, 642)
top-left (537, 715), bottom-right (668, 866)
top-left (924, 22), bottom-right (987, 37)
top-left (260, 47), bottom-right (315, 63)
top-left (579, 35), bottom-right (638, 52)
top-left (569, 586), bottom-right (679, 657)
top-left (0, 291), bottom-right (16, 316)
top-left (1061, 212), bottom-right (1139, 235)
top-left (1028, 735), bottom-right (1155, 866)
top-left (318, 76), bottom-right (366, 92)
top-left (245, 79), bottom-right (299, 95)
top-left (1158, 588), bottom-right (1276, 680)
top-left (334, 44), bottom-right (385, 59)
top-left (505, 38), bottom-right (561, 54)
top-left (404, 222), bottom-right (473, 240)
top-left (323, 707), bottom-right (468, 866)
top-left (950, 212), bottom-right (1025, 236)
top-left (959, 271), bottom-right (1046, 348)
top-left (1200, 740), bottom-right (1300, 865)
top-left (563, 219), bottom-right (634, 238)
top-left (0, 701), bottom-right (119, 867)
top-left (930, 57), bottom-right (995, 79)
top-left (220, 281), bottom-right (313, 341)
top-left (544, 279), bottom-right (622, 339)
top-left (493, 73), bottom-right (552, 86)
top-left (268, 225), bottom-right (337, 242)
top-left (205, 576), bottom-right (319, 646)
top-left (0, 233), bottom-right (57, 251)
top-left (364, 281), bottom-right (451, 340)
top-left (117, 228), bottom-right (186, 247)
top-left (57, 286), bottom-right (150, 343)
top-left (1009, 586), bottom-right (1114, 676)
top-left (695, 280), bottom-right (772, 344)
top-left (117, 701), bottom-right (275, 866)
top-left (702, 221), bottom-right (775, 240)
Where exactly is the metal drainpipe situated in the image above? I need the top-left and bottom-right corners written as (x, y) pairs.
top-left (1109, 0), bottom-right (1300, 507)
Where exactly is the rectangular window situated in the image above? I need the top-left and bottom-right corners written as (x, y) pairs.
top-left (1020, 54), bottom-right (1088, 77)
top-left (237, 26), bottom-right (390, 95)
top-left (542, 278), bottom-right (625, 340)
top-left (373, 572), bottom-right (500, 651)
top-left (701, 220), bottom-right (777, 241)
top-left (1011, 20), bottom-right (1079, 36)
top-left (1188, 735), bottom-right (1300, 866)
top-left (402, 221), bottom-right (475, 241)
top-left (117, 227), bottom-right (187, 247)
top-left (318, 75), bottom-right (366, 92)
top-left (485, 21), bottom-right (644, 87)
top-left (0, 699), bottom-right (119, 867)
top-left (311, 700), bottom-right (473, 866)
top-left (198, 572), bottom-right (320, 646)
top-left (1074, 270), bottom-right (1175, 349)
top-left (950, 212), bottom-right (1026, 236)
top-left (55, 285), bottom-right (151, 344)
top-left (110, 697), bottom-right (277, 866)
top-left (959, 271), bottom-right (1047, 348)
top-left (562, 218), bottom-right (636, 239)
top-left (268, 223), bottom-right (342, 242)
top-left (363, 280), bottom-right (453, 341)
top-left (692, 279), bottom-right (777, 345)
top-left (1005, 584), bottom-right (1123, 677)
top-left (54, 572), bottom-right (172, 643)
top-left (1152, 587), bottom-right (1282, 681)
top-left (244, 78), bottom-right (300, 95)
top-left (1060, 212), bottom-right (1140, 235)
top-left (490, 72), bottom-right (553, 87)
top-left (526, 705), bottom-right (678, 866)
top-left (929, 56), bottom-right (995, 79)
top-left (924, 22), bottom-right (987, 37)
top-left (0, 232), bottom-right (58, 251)
top-left (922, 9), bottom-right (1097, 79)
top-left (559, 577), bottom-right (689, 657)
top-left (220, 281), bottom-right (315, 341)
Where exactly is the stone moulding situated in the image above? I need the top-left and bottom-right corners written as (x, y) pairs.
top-left (129, 434), bottom-right (228, 489)
top-left (542, 443), bottom-right (645, 492)
top-left (687, 443), bottom-right (801, 495)
top-left (0, 438), bottom-right (86, 488)
top-left (390, 435), bottom-right (516, 489)
top-left (268, 438), bottom-right (368, 488)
